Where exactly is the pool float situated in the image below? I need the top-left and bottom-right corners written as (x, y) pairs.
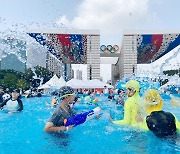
top-left (64, 107), bottom-right (101, 127)
top-left (2, 93), bottom-right (11, 101)
top-left (83, 95), bottom-right (92, 104)
top-left (144, 89), bottom-right (163, 114)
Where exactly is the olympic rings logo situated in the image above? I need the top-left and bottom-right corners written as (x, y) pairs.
top-left (100, 45), bottom-right (119, 53)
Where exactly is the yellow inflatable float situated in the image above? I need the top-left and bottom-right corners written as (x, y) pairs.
top-left (144, 89), bottom-right (164, 114)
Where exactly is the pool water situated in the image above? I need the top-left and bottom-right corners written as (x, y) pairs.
top-left (0, 95), bottom-right (180, 153)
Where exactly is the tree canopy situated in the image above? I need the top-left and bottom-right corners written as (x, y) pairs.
top-left (0, 66), bottom-right (53, 91)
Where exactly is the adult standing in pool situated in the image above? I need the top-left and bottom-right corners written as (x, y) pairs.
top-left (109, 80), bottom-right (141, 126)
top-left (44, 86), bottom-right (76, 133)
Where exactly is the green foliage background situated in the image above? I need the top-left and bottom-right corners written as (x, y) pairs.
top-left (0, 66), bottom-right (53, 91)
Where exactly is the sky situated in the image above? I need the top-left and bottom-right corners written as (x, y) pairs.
top-left (0, 0), bottom-right (180, 82)
top-left (1, 0), bottom-right (180, 44)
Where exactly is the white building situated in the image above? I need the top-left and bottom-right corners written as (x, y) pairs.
top-left (76, 70), bottom-right (82, 80)
top-left (112, 30), bottom-right (180, 84)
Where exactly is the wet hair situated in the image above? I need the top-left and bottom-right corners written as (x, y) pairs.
top-left (12, 89), bottom-right (20, 93)
top-left (87, 91), bottom-right (91, 96)
top-left (146, 111), bottom-right (176, 138)
top-left (118, 89), bottom-right (124, 95)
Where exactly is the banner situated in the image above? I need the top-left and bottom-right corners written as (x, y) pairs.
top-left (28, 33), bottom-right (87, 64)
top-left (137, 34), bottom-right (180, 64)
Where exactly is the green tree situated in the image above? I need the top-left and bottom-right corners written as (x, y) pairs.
top-left (25, 68), bottom-right (34, 82)
top-left (2, 73), bottom-right (17, 90)
top-left (0, 65), bottom-right (53, 90)
top-left (34, 65), bottom-right (53, 84)
top-left (0, 71), bottom-right (5, 79)
top-left (17, 79), bottom-right (30, 89)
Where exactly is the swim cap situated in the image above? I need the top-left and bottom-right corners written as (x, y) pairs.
top-left (122, 80), bottom-right (140, 92)
top-left (144, 89), bottom-right (163, 114)
top-left (146, 111), bottom-right (176, 138)
top-left (59, 86), bottom-right (74, 98)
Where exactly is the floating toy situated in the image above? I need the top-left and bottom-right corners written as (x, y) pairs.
top-left (64, 107), bottom-right (101, 127)
top-left (2, 93), bottom-right (11, 101)
top-left (144, 89), bottom-right (163, 114)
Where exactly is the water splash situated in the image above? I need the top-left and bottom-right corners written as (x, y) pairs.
top-left (159, 47), bottom-right (180, 76)
top-left (170, 94), bottom-right (180, 107)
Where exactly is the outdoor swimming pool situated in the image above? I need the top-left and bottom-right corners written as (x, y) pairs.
top-left (0, 95), bottom-right (180, 153)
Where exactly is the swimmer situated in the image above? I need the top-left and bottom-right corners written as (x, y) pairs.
top-left (107, 89), bottom-right (115, 101)
top-left (0, 89), bottom-right (23, 112)
top-left (44, 86), bottom-right (76, 133)
top-left (115, 89), bottom-right (125, 106)
top-left (51, 96), bottom-right (58, 107)
top-left (84, 92), bottom-right (94, 105)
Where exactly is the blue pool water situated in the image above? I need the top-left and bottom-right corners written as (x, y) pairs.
top-left (0, 95), bottom-right (180, 153)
